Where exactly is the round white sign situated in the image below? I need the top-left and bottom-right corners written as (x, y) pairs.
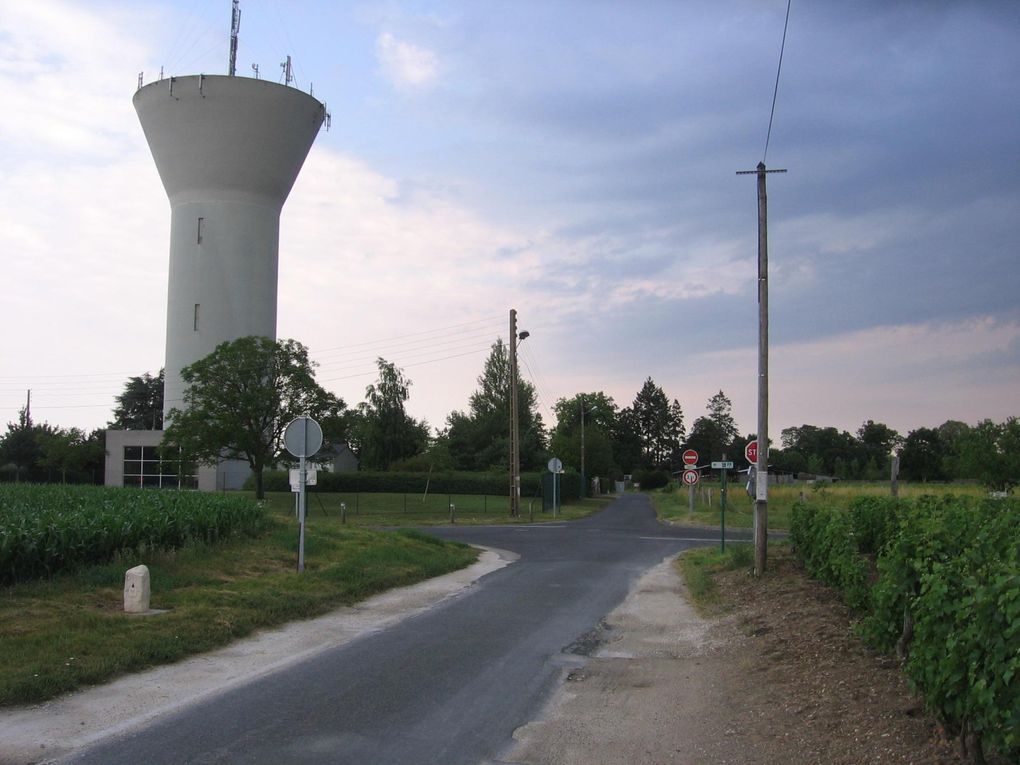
top-left (284, 415), bottom-right (323, 458)
top-left (547, 457), bottom-right (563, 473)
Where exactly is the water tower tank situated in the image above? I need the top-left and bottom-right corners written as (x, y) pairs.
top-left (133, 74), bottom-right (324, 421)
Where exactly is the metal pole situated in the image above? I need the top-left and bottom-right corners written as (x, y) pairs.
top-left (298, 451), bottom-right (306, 573)
top-left (720, 460), bottom-right (728, 552)
top-left (890, 451), bottom-right (901, 497)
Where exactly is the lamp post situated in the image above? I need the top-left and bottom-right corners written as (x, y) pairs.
top-left (580, 398), bottom-right (596, 499)
top-left (509, 308), bottom-right (529, 517)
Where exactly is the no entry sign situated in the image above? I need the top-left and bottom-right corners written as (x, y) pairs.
top-left (682, 449), bottom-right (698, 466)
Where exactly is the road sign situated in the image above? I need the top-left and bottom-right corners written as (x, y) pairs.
top-left (548, 457), bottom-right (563, 473)
top-left (681, 469), bottom-right (699, 486)
top-left (284, 415), bottom-right (323, 458)
top-left (682, 449), bottom-right (698, 466)
top-left (745, 440), bottom-right (758, 464)
top-left (711, 461), bottom-right (734, 469)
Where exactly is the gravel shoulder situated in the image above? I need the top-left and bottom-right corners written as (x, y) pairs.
top-left (503, 546), bottom-right (963, 765)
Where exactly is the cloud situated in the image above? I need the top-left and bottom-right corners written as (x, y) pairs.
top-left (376, 32), bottom-right (439, 88)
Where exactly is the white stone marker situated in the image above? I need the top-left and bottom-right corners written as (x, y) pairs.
top-left (124, 565), bottom-right (151, 614)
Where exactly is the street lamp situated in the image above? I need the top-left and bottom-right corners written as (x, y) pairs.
top-left (580, 397), bottom-right (596, 499)
top-left (509, 309), bottom-right (529, 517)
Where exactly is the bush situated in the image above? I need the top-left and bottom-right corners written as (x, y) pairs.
top-left (633, 469), bottom-right (671, 490)
top-left (793, 494), bottom-right (1020, 762)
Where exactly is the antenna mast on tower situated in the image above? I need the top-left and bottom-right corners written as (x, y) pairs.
top-left (228, 0), bottom-right (241, 76)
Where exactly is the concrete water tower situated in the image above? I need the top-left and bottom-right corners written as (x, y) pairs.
top-left (133, 26), bottom-right (324, 422)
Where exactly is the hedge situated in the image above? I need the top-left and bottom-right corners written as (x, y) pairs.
top-left (791, 495), bottom-right (1020, 763)
top-left (247, 470), bottom-right (582, 504)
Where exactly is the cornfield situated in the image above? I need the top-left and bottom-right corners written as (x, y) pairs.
top-left (0, 484), bottom-right (266, 585)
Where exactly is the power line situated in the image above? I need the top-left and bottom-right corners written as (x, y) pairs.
top-left (763, 0), bottom-right (792, 163)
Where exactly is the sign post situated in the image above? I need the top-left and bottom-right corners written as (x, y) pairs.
top-left (682, 450), bottom-right (699, 515)
top-left (284, 415), bottom-right (323, 573)
top-left (712, 458), bottom-right (733, 551)
top-left (548, 457), bottom-right (563, 518)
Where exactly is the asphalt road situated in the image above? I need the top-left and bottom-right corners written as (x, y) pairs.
top-left (67, 494), bottom-right (745, 765)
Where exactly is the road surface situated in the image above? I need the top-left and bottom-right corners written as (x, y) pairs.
top-left (66, 494), bottom-right (743, 764)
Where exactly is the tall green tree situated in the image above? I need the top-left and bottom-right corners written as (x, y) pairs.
top-left (445, 339), bottom-right (546, 471)
top-left (686, 391), bottom-right (740, 465)
top-left (162, 336), bottom-right (346, 499)
top-left (109, 370), bottom-right (164, 430)
top-left (550, 392), bottom-right (617, 478)
top-left (630, 378), bottom-right (685, 469)
top-left (899, 427), bottom-right (947, 483)
top-left (611, 407), bottom-right (644, 474)
top-left (955, 417), bottom-right (1020, 491)
top-left (351, 358), bottom-right (429, 470)
top-left (856, 419), bottom-right (902, 478)
top-left (0, 407), bottom-right (51, 482)
top-left (37, 427), bottom-right (89, 483)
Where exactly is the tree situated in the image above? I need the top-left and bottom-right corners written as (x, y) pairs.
top-left (162, 336), bottom-right (346, 499)
top-left (856, 420), bottom-right (905, 479)
top-left (706, 390), bottom-right (738, 444)
top-left (550, 392), bottom-right (618, 477)
top-left (351, 358), bottom-right (429, 470)
top-left (37, 427), bottom-right (90, 483)
top-left (686, 391), bottom-right (740, 465)
top-left (780, 424), bottom-right (860, 477)
top-left (110, 370), bottom-right (164, 430)
top-left (955, 417), bottom-right (1020, 492)
top-left (445, 340), bottom-right (546, 472)
top-left (899, 427), bottom-right (947, 483)
top-left (0, 407), bottom-right (47, 482)
top-left (611, 407), bottom-right (644, 474)
top-left (630, 378), bottom-right (685, 469)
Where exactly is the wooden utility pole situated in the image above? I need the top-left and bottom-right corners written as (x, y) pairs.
top-left (737, 161), bottom-right (785, 576)
top-left (509, 309), bottom-right (521, 517)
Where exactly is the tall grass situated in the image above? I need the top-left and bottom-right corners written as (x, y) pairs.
top-left (0, 485), bottom-right (265, 585)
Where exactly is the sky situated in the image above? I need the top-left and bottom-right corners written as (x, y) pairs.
top-left (1, 0), bottom-right (1018, 445)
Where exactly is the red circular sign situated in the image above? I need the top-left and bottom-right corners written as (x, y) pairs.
top-left (682, 469), bottom-right (699, 486)
top-left (682, 449), bottom-right (698, 466)
top-left (745, 440), bottom-right (758, 464)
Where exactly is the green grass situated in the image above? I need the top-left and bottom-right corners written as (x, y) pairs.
top-left (257, 490), bottom-right (607, 526)
top-left (0, 508), bottom-right (478, 707)
top-left (652, 480), bottom-right (987, 530)
top-left (676, 543), bottom-right (755, 615)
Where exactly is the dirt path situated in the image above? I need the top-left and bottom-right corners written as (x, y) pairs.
top-left (503, 547), bottom-right (963, 765)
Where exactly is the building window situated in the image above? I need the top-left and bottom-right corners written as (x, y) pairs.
top-left (122, 446), bottom-right (197, 489)
top-left (193, 303), bottom-right (200, 331)
top-left (197, 217), bottom-right (204, 244)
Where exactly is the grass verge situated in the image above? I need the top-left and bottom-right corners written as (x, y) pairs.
top-left (676, 543), bottom-right (755, 616)
top-left (259, 491), bottom-right (608, 526)
top-left (0, 510), bottom-right (476, 707)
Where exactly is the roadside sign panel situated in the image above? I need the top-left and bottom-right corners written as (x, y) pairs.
top-left (711, 461), bottom-right (734, 469)
top-left (682, 449), bottom-right (698, 466)
top-left (682, 469), bottom-right (699, 486)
